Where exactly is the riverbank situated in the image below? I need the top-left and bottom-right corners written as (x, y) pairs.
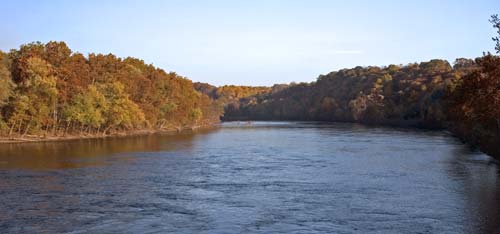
top-left (450, 123), bottom-right (500, 160)
top-left (0, 123), bottom-right (221, 144)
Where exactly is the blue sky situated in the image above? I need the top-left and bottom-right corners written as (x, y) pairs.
top-left (1, 0), bottom-right (499, 86)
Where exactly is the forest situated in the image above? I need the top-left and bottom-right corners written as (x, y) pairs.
top-left (0, 17), bottom-right (498, 159)
top-left (222, 59), bottom-right (464, 126)
top-left (221, 16), bottom-right (500, 158)
top-left (0, 42), bottom-right (223, 139)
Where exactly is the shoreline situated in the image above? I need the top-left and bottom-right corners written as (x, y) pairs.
top-left (0, 123), bottom-right (221, 144)
top-left (1, 120), bottom-right (497, 161)
top-left (0, 120), bottom-right (434, 145)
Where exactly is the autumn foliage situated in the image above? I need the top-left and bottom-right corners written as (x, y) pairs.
top-left (223, 59), bottom-right (466, 128)
top-left (447, 15), bottom-right (500, 157)
top-left (220, 15), bottom-right (500, 158)
top-left (0, 16), bottom-right (498, 158)
top-left (0, 42), bottom-right (223, 137)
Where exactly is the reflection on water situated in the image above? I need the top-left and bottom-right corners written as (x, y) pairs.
top-left (0, 129), bottom-right (215, 170)
top-left (446, 146), bottom-right (500, 234)
top-left (0, 122), bottom-right (498, 234)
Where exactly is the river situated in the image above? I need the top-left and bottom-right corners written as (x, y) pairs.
top-left (0, 122), bottom-right (499, 233)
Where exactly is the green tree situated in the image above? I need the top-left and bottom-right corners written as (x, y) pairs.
top-left (63, 85), bottom-right (108, 134)
top-left (0, 52), bottom-right (14, 130)
top-left (9, 57), bottom-right (58, 135)
top-left (0, 51), bottom-right (14, 106)
top-left (190, 108), bottom-right (203, 123)
top-left (98, 81), bottom-right (145, 132)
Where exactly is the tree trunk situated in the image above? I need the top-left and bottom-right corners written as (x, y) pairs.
top-left (22, 123), bottom-right (31, 137)
top-left (52, 113), bottom-right (58, 136)
top-left (64, 121), bottom-right (70, 136)
top-left (104, 126), bottom-right (112, 135)
top-left (8, 120), bottom-right (16, 136)
top-left (17, 120), bottom-right (23, 133)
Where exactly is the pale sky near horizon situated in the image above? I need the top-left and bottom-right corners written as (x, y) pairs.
top-left (1, 0), bottom-right (499, 86)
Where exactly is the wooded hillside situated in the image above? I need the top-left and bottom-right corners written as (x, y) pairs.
top-left (0, 42), bottom-right (223, 138)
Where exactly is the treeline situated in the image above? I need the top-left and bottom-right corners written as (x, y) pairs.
top-left (223, 59), bottom-right (467, 127)
top-left (224, 59), bottom-right (497, 156)
top-left (194, 83), bottom-right (270, 102)
top-left (0, 23), bottom-right (497, 158)
top-left (0, 42), bottom-right (223, 138)
top-left (194, 82), bottom-right (271, 115)
top-left (223, 16), bottom-right (500, 158)
top-left (448, 15), bottom-right (500, 158)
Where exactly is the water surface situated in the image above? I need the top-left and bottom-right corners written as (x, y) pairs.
top-left (0, 122), bottom-right (499, 233)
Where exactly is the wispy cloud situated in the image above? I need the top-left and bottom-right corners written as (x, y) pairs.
top-left (328, 50), bottom-right (364, 55)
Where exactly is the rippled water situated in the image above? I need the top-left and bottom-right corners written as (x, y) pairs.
top-left (0, 122), bottom-right (499, 234)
